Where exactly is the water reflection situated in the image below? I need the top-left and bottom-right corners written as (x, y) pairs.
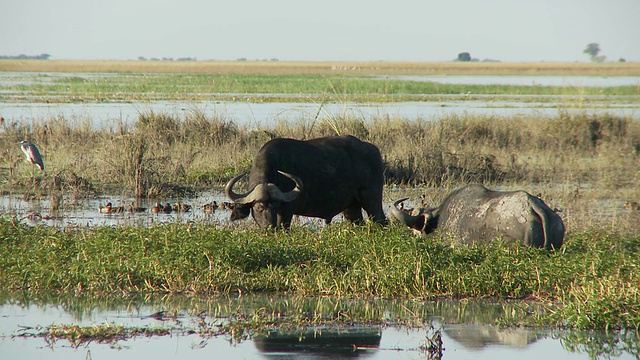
top-left (384, 75), bottom-right (640, 87)
top-left (0, 294), bottom-right (637, 359)
top-left (444, 324), bottom-right (539, 349)
top-left (254, 326), bottom-right (382, 358)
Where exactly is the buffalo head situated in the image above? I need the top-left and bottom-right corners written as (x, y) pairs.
top-left (225, 170), bottom-right (303, 228)
top-left (390, 198), bottom-right (438, 236)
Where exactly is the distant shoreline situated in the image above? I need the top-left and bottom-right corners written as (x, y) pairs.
top-left (1, 59), bottom-right (639, 76)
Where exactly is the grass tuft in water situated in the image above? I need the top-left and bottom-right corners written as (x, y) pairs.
top-left (17, 321), bottom-right (171, 348)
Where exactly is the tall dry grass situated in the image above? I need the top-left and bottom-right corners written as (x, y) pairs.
top-left (1, 110), bottom-right (638, 233)
top-left (2, 59), bottom-right (639, 76)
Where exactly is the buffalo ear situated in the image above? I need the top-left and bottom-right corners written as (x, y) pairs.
top-left (421, 213), bottom-right (437, 234)
top-left (230, 204), bottom-right (251, 221)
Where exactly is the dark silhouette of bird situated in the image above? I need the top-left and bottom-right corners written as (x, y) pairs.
top-left (162, 203), bottom-right (173, 213)
top-left (19, 140), bottom-right (44, 171)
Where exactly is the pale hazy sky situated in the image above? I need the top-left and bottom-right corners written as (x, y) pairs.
top-left (2, 0), bottom-right (639, 62)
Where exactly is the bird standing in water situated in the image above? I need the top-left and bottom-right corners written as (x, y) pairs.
top-left (19, 140), bottom-right (45, 171)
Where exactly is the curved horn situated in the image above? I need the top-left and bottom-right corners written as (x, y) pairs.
top-left (390, 198), bottom-right (424, 230)
top-left (226, 171), bottom-right (303, 204)
top-left (225, 173), bottom-right (257, 204)
top-left (274, 170), bottom-right (303, 202)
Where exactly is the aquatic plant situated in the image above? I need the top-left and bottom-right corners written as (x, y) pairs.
top-left (16, 321), bottom-right (171, 348)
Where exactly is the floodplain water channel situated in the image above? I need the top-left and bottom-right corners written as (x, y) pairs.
top-left (0, 73), bottom-right (639, 131)
top-left (1, 73), bottom-right (639, 359)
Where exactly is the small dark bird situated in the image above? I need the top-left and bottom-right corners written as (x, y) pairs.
top-left (19, 140), bottom-right (44, 171)
top-left (162, 203), bottom-right (173, 213)
top-left (144, 311), bottom-right (168, 321)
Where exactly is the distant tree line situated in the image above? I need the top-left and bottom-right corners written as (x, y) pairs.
top-left (236, 58), bottom-right (280, 62)
top-left (455, 52), bottom-right (500, 62)
top-left (137, 56), bottom-right (198, 61)
top-left (0, 53), bottom-right (51, 60)
top-left (582, 43), bottom-right (626, 63)
top-left (137, 56), bottom-right (280, 62)
top-left (457, 45), bottom-right (627, 63)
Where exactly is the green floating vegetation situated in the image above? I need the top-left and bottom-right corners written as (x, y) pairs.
top-left (3, 72), bottom-right (639, 103)
top-left (17, 322), bottom-right (171, 348)
top-left (0, 218), bottom-right (638, 330)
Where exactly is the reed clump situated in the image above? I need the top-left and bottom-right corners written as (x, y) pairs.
top-left (2, 110), bottom-right (639, 232)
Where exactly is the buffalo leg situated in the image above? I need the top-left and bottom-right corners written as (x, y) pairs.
top-left (343, 205), bottom-right (364, 224)
top-left (362, 200), bottom-right (387, 225)
top-left (279, 212), bottom-right (294, 230)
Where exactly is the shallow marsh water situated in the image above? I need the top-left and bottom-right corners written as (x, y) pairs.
top-left (1, 72), bottom-right (639, 131)
top-left (1, 73), bottom-right (638, 359)
top-left (0, 190), bottom-right (231, 228)
top-left (0, 183), bottom-right (628, 230)
top-left (1, 98), bottom-right (638, 133)
top-left (383, 75), bottom-right (640, 87)
top-left (1, 295), bottom-right (636, 359)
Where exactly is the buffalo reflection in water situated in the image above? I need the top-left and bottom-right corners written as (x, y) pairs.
top-left (254, 326), bottom-right (381, 358)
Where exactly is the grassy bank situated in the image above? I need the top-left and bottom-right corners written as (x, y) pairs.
top-left (2, 71), bottom-right (638, 104)
top-left (0, 218), bottom-right (638, 330)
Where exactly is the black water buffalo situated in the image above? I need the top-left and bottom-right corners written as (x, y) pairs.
top-left (391, 184), bottom-right (564, 249)
top-left (225, 135), bottom-right (387, 229)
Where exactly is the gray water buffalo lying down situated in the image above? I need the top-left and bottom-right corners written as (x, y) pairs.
top-left (391, 184), bottom-right (564, 249)
top-left (226, 135), bottom-right (387, 229)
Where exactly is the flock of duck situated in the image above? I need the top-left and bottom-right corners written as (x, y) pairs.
top-left (98, 201), bottom-right (235, 215)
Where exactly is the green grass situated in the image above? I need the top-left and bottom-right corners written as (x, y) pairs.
top-left (3, 73), bottom-right (639, 103)
top-left (1, 218), bottom-right (638, 330)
